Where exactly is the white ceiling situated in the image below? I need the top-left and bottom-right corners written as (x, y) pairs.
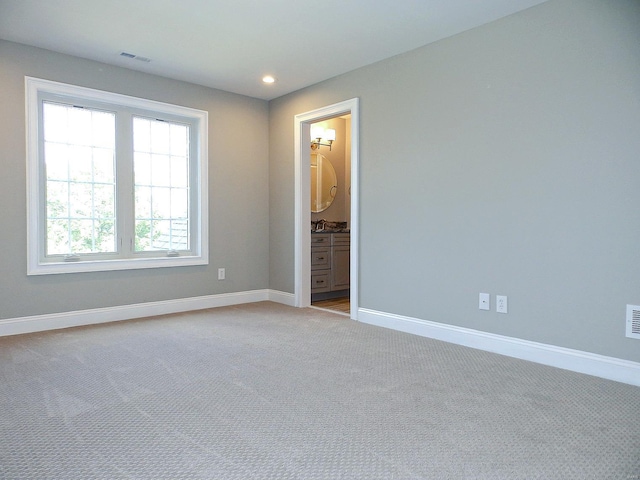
top-left (0, 0), bottom-right (548, 101)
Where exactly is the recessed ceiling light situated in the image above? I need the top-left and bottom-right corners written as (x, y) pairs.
top-left (262, 75), bottom-right (275, 84)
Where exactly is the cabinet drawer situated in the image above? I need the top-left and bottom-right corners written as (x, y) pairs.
top-left (311, 234), bottom-right (330, 245)
top-left (311, 271), bottom-right (331, 293)
top-left (332, 233), bottom-right (350, 246)
top-left (311, 247), bottom-right (330, 270)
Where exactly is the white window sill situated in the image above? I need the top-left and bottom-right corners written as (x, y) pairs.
top-left (27, 255), bottom-right (208, 276)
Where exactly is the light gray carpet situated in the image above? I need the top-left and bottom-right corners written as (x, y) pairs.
top-left (0, 302), bottom-right (638, 479)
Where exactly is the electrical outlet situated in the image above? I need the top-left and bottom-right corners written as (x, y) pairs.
top-left (218, 268), bottom-right (225, 280)
top-left (479, 293), bottom-right (490, 311)
top-left (496, 295), bottom-right (508, 314)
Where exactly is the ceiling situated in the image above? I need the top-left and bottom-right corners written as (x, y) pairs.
top-left (0, 0), bottom-right (548, 101)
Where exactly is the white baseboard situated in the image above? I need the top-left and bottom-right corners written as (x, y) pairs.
top-left (0, 290), bottom-right (281, 337)
top-left (5, 295), bottom-right (636, 387)
top-left (358, 308), bottom-right (640, 387)
top-left (268, 290), bottom-right (296, 306)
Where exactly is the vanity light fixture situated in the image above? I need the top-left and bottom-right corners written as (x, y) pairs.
top-left (310, 126), bottom-right (336, 151)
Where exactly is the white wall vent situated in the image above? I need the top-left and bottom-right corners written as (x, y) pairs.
top-left (626, 305), bottom-right (640, 339)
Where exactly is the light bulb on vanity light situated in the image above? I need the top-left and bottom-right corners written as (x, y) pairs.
top-left (324, 129), bottom-right (336, 142)
top-left (310, 125), bottom-right (324, 140)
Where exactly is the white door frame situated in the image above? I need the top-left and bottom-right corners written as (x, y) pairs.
top-left (294, 98), bottom-right (360, 319)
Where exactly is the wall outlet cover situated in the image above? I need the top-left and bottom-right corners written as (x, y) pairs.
top-left (497, 295), bottom-right (508, 314)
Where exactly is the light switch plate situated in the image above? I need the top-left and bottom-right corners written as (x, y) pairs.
top-left (479, 293), bottom-right (490, 311)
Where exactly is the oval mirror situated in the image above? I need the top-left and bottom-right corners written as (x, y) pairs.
top-left (310, 153), bottom-right (337, 213)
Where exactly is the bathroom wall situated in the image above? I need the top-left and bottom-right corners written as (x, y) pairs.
top-left (311, 117), bottom-right (348, 225)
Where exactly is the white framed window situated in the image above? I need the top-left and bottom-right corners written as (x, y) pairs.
top-left (25, 77), bottom-right (208, 275)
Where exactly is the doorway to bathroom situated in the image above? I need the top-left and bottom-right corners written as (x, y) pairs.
top-left (293, 98), bottom-right (359, 320)
top-left (309, 115), bottom-right (351, 315)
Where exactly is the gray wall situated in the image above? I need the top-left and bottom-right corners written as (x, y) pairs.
top-left (269, 0), bottom-right (640, 361)
top-left (0, 40), bottom-right (270, 319)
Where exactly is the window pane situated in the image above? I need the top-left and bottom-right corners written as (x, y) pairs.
top-left (43, 103), bottom-right (69, 143)
top-left (133, 117), bottom-right (191, 252)
top-left (170, 156), bottom-right (188, 188)
top-left (92, 111), bottom-right (115, 148)
top-left (150, 121), bottom-right (170, 154)
top-left (151, 154), bottom-right (171, 187)
top-left (171, 188), bottom-right (188, 218)
top-left (134, 152), bottom-right (152, 186)
top-left (70, 219), bottom-right (95, 253)
top-left (170, 124), bottom-right (188, 156)
top-left (135, 219), bottom-right (153, 251)
top-left (46, 181), bottom-right (69, 218)
top-left (42, 102), bottom-right (116, 256)
top-left (93, 148), bottom-right (114, 183)
top-left (69, 183), bottom-right (93, 218)
top-left (45, 143), bottom-right (69, 180)
top-left (133, 117), bottom-right (151, 152)
top-left (68, 108), bottom-right (92, 146)
top-left (170, 220), bottom-right (189, 250)
top-left (152, 219), bottom-right (171, 250)
top-left (151, 186), bottom-right (171, 218)
top-left (94, 184), bottom-right (115, 218)
top-left (68, 146), bottom-right (93, 182)
top-left (94, 219), bottom-right (115, 252)
top-left (47, 218), bottom-right (70, 255)
top-left (135, 186), bottom-right (152, 219)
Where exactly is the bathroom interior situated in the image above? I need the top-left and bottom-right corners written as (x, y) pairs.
top-left (310, 115), bottom-right (351, 315)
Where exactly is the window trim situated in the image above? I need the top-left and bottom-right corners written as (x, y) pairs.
top-left (26, 76), bottom-right (209, 275)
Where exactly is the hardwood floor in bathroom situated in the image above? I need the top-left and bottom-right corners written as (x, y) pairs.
top-left (311, 297), bottom-right (350, 314)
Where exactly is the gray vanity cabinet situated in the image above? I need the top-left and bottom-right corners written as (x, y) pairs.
top-left (330, 234), bottom-right (350, 290)
top-left (311, 233), bottom-right (350, 295)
